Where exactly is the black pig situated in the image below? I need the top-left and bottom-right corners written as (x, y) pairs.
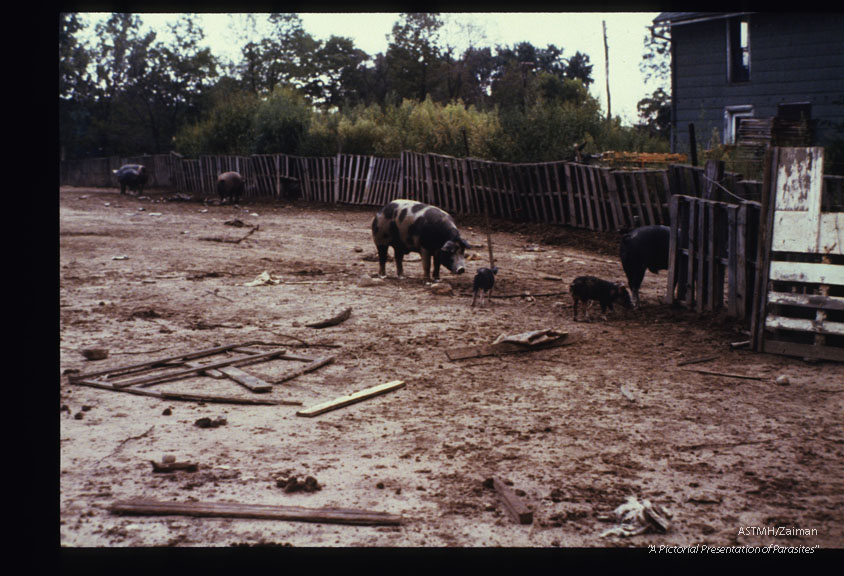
top-left (217, 171), bottom-right (244, 204)
top-left (471, 266), bottom-right (498, 307)
top-left (371, 199), bottom-right (470, 281)
top-left (114, 164), bottom-right (148, 196)
top-left (569, 275), bottom-right (632, 321)
top-left (620, 225), bottom-right (670, 308)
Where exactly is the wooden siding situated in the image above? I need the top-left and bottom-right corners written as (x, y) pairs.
top-left (670, 13), bottom-right (844, 155)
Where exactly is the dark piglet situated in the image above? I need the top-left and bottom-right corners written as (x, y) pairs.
top-left (569, 275), bottom-right (632, 321)
top-left (114, 164), bottom-right (148, 196)
top-left (619, 225), bottom-right (670, 308)
top-left (371, 199), bottom-right (471, 281)
top-left (217, 171), bottom-right (245, 204)
top-left (471, 266), bottom-right (498, 307)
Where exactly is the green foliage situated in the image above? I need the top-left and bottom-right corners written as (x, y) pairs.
top-left (252, 86), bottom-right (313, 155)
top-left (173, 90), bottom-right (258, 156)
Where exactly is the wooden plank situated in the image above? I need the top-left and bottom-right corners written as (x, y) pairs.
top-left (217, 366), bottom-right (273, 393)
top-left (666, 195), bottom-right (679, 305)
top-left (591, 166), bottom-right (608, 230)
top-left (492, 478), bottom-right (533, 525)
top-left (762, 340), bottom-right (844, 362)
top-left (736, 203), bottom-right (749, 319)
top-left (768, 261), bottom-right (844, 285)
top-left (274, 355), bottom-right (336, 384)
top-left (766, 291), bottom-right (844, 311)
top-left (73, 379), bottom-right (297, 406)
top-left (695, 200), bottom-right (706, 312)
top-left (564, 163), bottom-right (577, 226)
top-left (446, 334), bottom-right (572, 361)
top-left (110, 499), bottom-right (402, 526)
top-left (727, 205), bottom-right (738, 316)
top-left (706, 202), bottom-right (717, 311)
top-left (111, 349), bottom-right (288, 389)
top-left (603, 168), bottom-right (623, 230)
top-left (296, 380), bottom-right (406, 417)
top-left (637, 171), bottom-right (656, 225)
top-left (68, 342), bottom-right (259, 383)
top-left (686, 197), bottom-right (697, 307)
top-left (764, 314), bottom-right (844, 336)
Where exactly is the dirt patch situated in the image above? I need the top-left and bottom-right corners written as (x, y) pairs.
top-left (59, 187), bottom-right (843, 548)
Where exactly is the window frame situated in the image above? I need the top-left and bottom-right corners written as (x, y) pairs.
top-left (724, 105), bottom-right (754, 145)
top-left (727, 15), bottom-right (751, 83)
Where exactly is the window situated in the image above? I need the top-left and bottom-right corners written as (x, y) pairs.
top-left (724, 105), bottom-right (754, 144)
top-left (727, 16), bottom-right (750, 83)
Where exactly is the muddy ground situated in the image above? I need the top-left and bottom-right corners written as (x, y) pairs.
top-left (58, 186), bottom-right (843, 550)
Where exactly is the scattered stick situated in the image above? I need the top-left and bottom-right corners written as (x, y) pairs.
top-left (730, 340), bottom-right (751, 349)
top-left (490, 478), bottom-right (533, 525)
top-left (305, 307), bottom-right (352, 329)
top-left (297, 380), bottom-right (405, 417)
top-left (98, 425), bottom-right (155, 464)
top-left (681, 368), bottom-right (770, 381)
top-left (274, 356), bottom-right (336, 384)
top-left (109, 499), bottom-right (402, 526)
top-left (676, 355), bottom-right (719, 367)
top-left (204, 290), bottom-right (235, 303)
top-left (199, 225), bottom-right (259, 244)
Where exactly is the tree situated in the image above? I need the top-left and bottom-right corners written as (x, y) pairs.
top-left (310, 35), bottom-right (369, 109)
top-left (60, 13), bottom-right (95, 159)
top-left (384, 13), bottom-right (445, 101)
top-left (636, 87), bottom-right (671, 139)
top-left (564, 51), bottom-right (594, 86)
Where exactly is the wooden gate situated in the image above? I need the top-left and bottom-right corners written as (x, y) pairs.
top-left (752, 147), bottom-right (844, 361)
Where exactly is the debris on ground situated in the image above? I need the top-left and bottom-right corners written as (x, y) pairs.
top-left (195, 416), bottom-right (227, 429)
top-left (109, 498), bottom-right (402, 526)
top-left (305, 307), bottom-right (352, 328)
top-left (297, 380), bottom-right (405, 417)
top-left (599, 496), bottom-right (672, 537)
top-left (358, 274), bottom-right (383, 287)
top-left (485, 477), bottom-right (533, 525)
top-left (81, 348), bottom-right (109, 361)
top-left (224, 218), bottom-right (246, 227)
top-left (150, 458), bottom-right (199, 473)
top-left (276, 475), bottom-right (322, 493)
top-left (493, 328), bottom-right (566, 346)
top-left (447, 329), bottom-right (572, 361)
top-left (244, 271), bottom-right (281, 286)
top-left (430, 282), bottom-right (453, 296)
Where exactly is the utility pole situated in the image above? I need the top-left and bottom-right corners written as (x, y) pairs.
top-left (603, 20), bottom-right (611, 121)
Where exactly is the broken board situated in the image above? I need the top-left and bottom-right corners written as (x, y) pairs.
top-left (446, 332), bottom-right (572, 361)
top-left (67, 341), bottom-right (333, 405)
top-left (110, 499), bottom-right (401, 526)
top-left (297, 380), bottom-right (405, 417)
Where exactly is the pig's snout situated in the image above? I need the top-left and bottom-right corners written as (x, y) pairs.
top-left (455, 266), bottom-right (466, 274)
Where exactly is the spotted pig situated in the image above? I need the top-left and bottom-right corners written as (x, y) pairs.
top-left (371, 199), bottom-right (470, 281)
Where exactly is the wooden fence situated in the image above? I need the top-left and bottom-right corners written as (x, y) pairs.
top-left (666, 195), bottom-right (762, 322)
top-left (60, 149), bottom-right (843, 339)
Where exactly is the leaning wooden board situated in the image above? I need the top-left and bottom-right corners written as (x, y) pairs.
top-left (296, 380), bottom-right (405, 417)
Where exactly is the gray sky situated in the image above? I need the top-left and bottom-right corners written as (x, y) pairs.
top-left (79, 12), bottom-right (663, 124)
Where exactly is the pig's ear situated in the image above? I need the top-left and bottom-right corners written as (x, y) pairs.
top-left (441, 240), bottom-right (457, 253)
top-left (460, 238), bottom-right (472, 249)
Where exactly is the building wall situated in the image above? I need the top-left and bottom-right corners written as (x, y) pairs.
top-left (671, 13), bottom-right (844, 154)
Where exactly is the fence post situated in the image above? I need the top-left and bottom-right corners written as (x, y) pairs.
top-left (666, 194), bottom-right (680, 305)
